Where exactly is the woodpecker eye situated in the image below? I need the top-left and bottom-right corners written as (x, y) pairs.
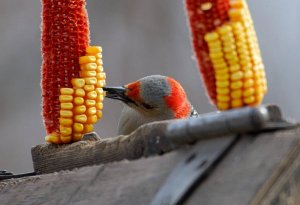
top-left (141, 102), bottom-right (155, 109)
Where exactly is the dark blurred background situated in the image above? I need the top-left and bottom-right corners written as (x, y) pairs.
top-left (0, 0), bottom-right (299, 173)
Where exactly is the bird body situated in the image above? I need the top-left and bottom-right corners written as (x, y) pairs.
top-left (104, 75), bottom-right (197, 135)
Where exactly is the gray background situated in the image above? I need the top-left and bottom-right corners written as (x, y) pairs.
top-left (0, 0), bottom-right (299, 173)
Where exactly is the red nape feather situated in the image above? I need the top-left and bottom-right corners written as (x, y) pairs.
top-left (126, 81), bottom-right (141, 101)
top-left (164, 78), bottom-right (191, 119)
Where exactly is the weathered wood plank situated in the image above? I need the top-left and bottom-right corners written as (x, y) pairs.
top-left (1, 128), bottom-right (300, 205)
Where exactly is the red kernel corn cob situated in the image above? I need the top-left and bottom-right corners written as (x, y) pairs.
top-left (186, 0), bottom-right (267, 110)
top-left (41, 0), bottom-right (105, 144)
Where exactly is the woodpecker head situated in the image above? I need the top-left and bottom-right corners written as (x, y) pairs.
top-left (104, 75), bottom-right (192, 119)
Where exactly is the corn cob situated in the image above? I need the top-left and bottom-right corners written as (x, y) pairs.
top-left (186, 0), bottom-right (267, 110)
top-left (41, 0), bottom-right (105, 144)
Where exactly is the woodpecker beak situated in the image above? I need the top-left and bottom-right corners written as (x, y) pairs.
top-left (103, 86), bottom-right (136, 105)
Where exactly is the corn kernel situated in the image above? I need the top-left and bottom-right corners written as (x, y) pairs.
top-left (74, 105), bottom-right (86, 114)
top-left (96, 110), bottom-right (103, 119)
top-left (60, 88), bottom-right (74, 95)
top-left (96, 59), bottom-right (103, 66)
top-left (86, 46), bottom-right (102, 54)
top-left (75, 89), bottom-right (85, 97)
top-left (208, 41), bottom-right (222, 48)
top-left (71, 78), bottom-right (85, 88)
top-left (96, 88), bottom-right (104, 95)
top-left (59, 118), bottom-right (73, 126)
top-left (217, 95), bottom-right (230, 102)
top-left (74, 97), bottom-right (84, 105)
top-left (61, 136), bottom-right (72, 144)
top-left (60, 126), bottom-right (72, 136)
top-left (244, 70), bottom-right (253, 79)
top-left (217, 102), bottom-right (229, 110)
top-left (74, 114), bottom-right (87, 123)
top-left (214, 63), bottom-right (227, 70)
top-left (45, 133), bottom-right (61, 144)
top-left (229, 9), bottom-right (244, 22)
top-left (229, 65), bottom-right (240, 72)
top-left (59, 95), bottom-right (73, 102)
top-left (60, 103), bottom-right (73, 110)
top-left (81, 63), bottom-right (97, 71)
top-left (87, 91), bottom-right (97, 100)
top-left (201, 2), bottom-right (212, 11)
top-left (204, 32), bottom-right (219, 42)
top-left (73, 133), bottom-right (83, 142)
top-left (244, 96), bottom-right (255, 104)
top-left (96, 80), bottom-right (106, 88)
top-left (230, 0), bottom-right (244, 9)
top-left (215, 68), bottom-right (228, 75)
top-left (83, 124), bottom-right (94, 133)
top-left (80, 71), bottom-right (97, 77)
top-left (96, 102), bottom-right (103, 110)
top-left (216, 81), bottom-right (229, 88)
top-left (216, 73), bottom-right (229, 81)
top-left (97, 95), bottom-right (104, 102)
top-left (86, 100), bottom-right (96, 107)
top-left (230, 81), bottom-right (243, 90)
top-left (231, 71), bottom-right (243, 81)
top-left (84, 85), bottom-right (95, 92)
top-left (96, 66), bottom-right (104, 72)
top-left (79, 56), bottom-right (96, 64)
top-left (85, 77), bottom-right (97, 85)
top-left (216, 88), bottom-right (230, 95)
top-left (87, 115), bottom-right (98, 124)
top-left (73, 123), bottom-right (84, 133)
top-left (87, 107), bottom-right (97, 115)
top-left (244, 79), bottom-right (254, 88)
top-left (96, 73), bottom-right (106, 80)
top-left (60, 110), bottom-right (73, 118)
top-left (231, 90), bottom-right (242, 99)
top-left (95, 53), bottom-right (102, 59)
top-left (231, 99), bottom-right (243, 108)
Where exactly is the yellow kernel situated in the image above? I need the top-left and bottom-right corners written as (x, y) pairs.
top-left (59, 95), bottom-right (73, 103)
top-left (96, 102), bottom-right (103, 110)
top-left (216, 81), bottom-right (229, 88)
top-left (244, 79), bottom-right (254, 88)
top-left (223, 45), bottom-right (236, 53)
top-left (231, 71), bottom-right (243, 81)
top-left (60, 88), bottom-right (74, 95)
top-left (244, 96), bottom-right (255, 104)
top-left (227, 58), bottom-right (239, 66)
top-left (87, 91), bottom-right (97, 100)
top-left (214, 63), bottom-right (227, 70)
top-left (95, 53), bottom-right (102, 59)
top-left (96, 66), bottom-right (104, 72)
top-left (220, 34), bottom-right (234, 42)
top-left (60, 103), bottom-right (73, 110)
top-left (217, 95), bottom-right (230, 102)
top-left (244, 70), bottom-right (253, 79)
top-left (96, 73), bottom-right (106, 80)
top-left (61, 136), bottom-right (72, 144)
top-left (87, 115), bottom-right (98, 124)
top-left (60, 110), bottom-right (73, 118)
top-left (217, 25), bottom-right (232, 35)
top-left (80, 63), bottom-right (97, 71)
top-left (256, 93), bottom-right (264, 103)
top-left (216, 88), bottom-right (230, 95)
top-left (201, 2), bottom-right (212, 11)
top-left (96, 110), bottom-right (103, 119)
top-left (74, 114), bottom-right (87, 123)
top-left (87, 107), bottom-right (97, 115)
top-left (75, 89), bottom-right (85, 97)
top-left (208, 41), bottom-right (222, 48)
top-left (86, 100), bottom-right (96, 107)
top-left (59, 118), bottom-right (73, 126)
top-left (96, 80), bottom-right (106, 88)
top-left (45, 133), bottom-right (61, 144)
top-left (60, 126), bottom-right (72, 136)
top-left (74, 105), bottom-right (86, 114)
top-left (79, 56), bottom-right (96, 64)
top-left (217, 102), bottom-right (229, 110)
top-left (215, 68), bottom-right (228, 75)
top-left (73, 133), bottom-right (83, 142)
top-left (231, 99), bottom-right (243, 108)
top-left (83, 124), bottom-right (94, 133)
top-left (230, 0), bottom-right (244, 9)
top-left (204, 32), bottom-right (219, 42)
top-left (229, 65), bottom-right (240, 72)
top-left (209, 52), bottom-right (223, 60)
top-left (71, 78), bottom-right (85, 88)
top-left (243, 88), bottom-right (255, 97)
top-left (225, 53), bottom-right (238, 61)
top-left (242, 64), bottom-right (252, 71)
top-left (97, 95), bottom-right (104, 102)
top-left (216, 73), bottom-right (229, 81)
top-left (86, 46), bottom-right (102, 54)
top-left (209, 46), bottom-right (222, 53)
top-left (74, 97), bottom-right (84, 105)
top-left (229, 9), bottom-right (244, 22)
top-left (85, 77), bottom-right (97, 85)
top-left (73, 123), bottom-right (84, 133)
top-left (97, 59), bottom-right (103, 66)
top-left (80, 71), bottom-right (97, 77)
top-left (84, 85), bottom-right (95, 92)
top-left (96, 88), bottom-right (104, 95)
top-left (231, 81), bottom-right (243, 90)
top-left (231, 90), bottom-right (242, 99)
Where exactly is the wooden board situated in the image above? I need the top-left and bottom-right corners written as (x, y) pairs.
top-left (1, 128), bottom-right (300, 205)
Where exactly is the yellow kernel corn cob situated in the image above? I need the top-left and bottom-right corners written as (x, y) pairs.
top-left (204, 0), bottom-right (267, 110)
top-left (46, 46), bottom-right (105, 143)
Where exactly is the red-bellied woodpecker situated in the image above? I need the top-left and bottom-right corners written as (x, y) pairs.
top-left (104, 75), bottom-right (198, 135)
